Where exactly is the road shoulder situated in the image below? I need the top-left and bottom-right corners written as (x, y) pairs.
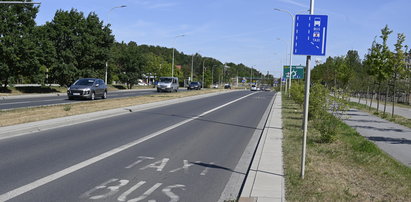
top-left (239, 92), bottom-right (285, 202)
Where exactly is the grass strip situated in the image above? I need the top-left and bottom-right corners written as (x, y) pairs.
top-left (348, 101), bottom-right (411, 129)
top-left (282, 96), bottom-right (411, 201)
top-left (0, 89), bottom-right (224, 127)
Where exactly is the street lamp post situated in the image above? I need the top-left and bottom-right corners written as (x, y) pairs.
top-left (171, 34), bottom-right (185, 77)
top-left (202, 59), bottom-right (206, 87)
top-left (274, 8), bottom-right (294, 95)
top-left (277, 38), bottom-right (289, 92)
top-left (0, 1), bottom-right (40, 4)
top-left (105, 5), bottom-right (126, 85)
top-left (191, 54), bottom-right (194, 82)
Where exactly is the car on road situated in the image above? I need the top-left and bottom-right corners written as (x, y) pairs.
top-left (224, 84), bottom-right (231, 89)
top-left (157, 77), bottom-right (179, 92)
top-left (67, 78), bottom-right (107, 100)
top-left (187, 81), bottom-right (202, 90)
top-left (250, 85), bottom-right (258, 91)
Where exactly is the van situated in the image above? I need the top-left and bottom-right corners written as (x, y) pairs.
top-left (157, 77), bottom-right (179, 92)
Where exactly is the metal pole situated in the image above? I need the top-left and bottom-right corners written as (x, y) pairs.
top-left (288, 16), bottom-right (294, 96)
top-left (0, 1), bottom-right (40, 3)
top-left (191, 54), bottom-right (194, 81)
top-left (171, 34), bottom-right (185, 78)
top-left (172, 48), bottom-right (175, 77)
top-left (105, 5), bottom-right (126, 85)
top-left (274, 9), bottom-right (294, 96)
top-left (202, 59), bottom-right (205, 87)
top-left (301, 0), bottom-right (314, 179)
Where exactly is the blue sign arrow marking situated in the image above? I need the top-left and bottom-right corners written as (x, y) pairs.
top-left (293, 15), bottom-right (328, 56)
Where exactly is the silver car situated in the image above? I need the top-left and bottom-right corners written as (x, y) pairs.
top-left (67, 78), bottom-right (107, 100)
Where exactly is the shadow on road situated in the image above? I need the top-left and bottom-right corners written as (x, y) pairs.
top-left (352, 125), bottom-right (405, 132)
top-left (192, 162), bottom-right (245, 175)
top-left (368, 136), bottom-right (411, 145)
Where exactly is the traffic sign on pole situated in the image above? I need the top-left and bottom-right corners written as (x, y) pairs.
top-left (283, 65), bottom-right (305, 79)
top-left (293, 14), bottom-right (328, 56)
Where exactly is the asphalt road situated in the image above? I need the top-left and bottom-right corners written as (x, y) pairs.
top-left (0, 88), bottom-right (187, 111)
top-left (0, 90), bottom-right (276, 202)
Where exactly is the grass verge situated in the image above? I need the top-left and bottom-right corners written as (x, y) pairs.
top-left (348, 101), bottom-right (411, 129)
top-left (282, 96), bottom-right (411, 201)
top-left (0, 89), bottom-right (224, 127)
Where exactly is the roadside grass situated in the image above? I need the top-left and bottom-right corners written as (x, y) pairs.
top-left (348, 101), bottom-right (411, 129)
top-left (282, 96), bottom-right (411, 201)
top-left (0, 89), bottom-right (224, 127)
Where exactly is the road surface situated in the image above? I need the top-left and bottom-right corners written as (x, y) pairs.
top-left (0, 90), bottom-right (276, 202)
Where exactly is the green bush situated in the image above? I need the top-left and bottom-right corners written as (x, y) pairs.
top-left (290, 81), bottom-right (305, 106)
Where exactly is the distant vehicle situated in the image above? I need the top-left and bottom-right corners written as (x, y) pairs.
top-left (250, 85), bottom-right (258, 91)
top-left (212, 84), bottom-right (219, 89)
top-left (157, 77), bottom-right (179, 92)
top-left (260, 85), bottom-right (271, 91)
top-left (187, 81), bottom-right (201, 90)
top-left (67, 78), bottom-right (107, 100)
top-left (224, 84), bottom-right (231, 89)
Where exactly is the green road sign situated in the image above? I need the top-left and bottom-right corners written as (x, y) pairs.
top-left (283, 65), bottom-right (305, 79)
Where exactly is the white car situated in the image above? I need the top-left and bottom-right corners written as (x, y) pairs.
top-left (250, 85), bottom-right (258, 91)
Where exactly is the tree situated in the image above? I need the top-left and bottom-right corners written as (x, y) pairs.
top-left (364, 25), bottom-right (393, 113)
top-left (0, 2), bottom-right (40, 89)
top-left (391, 33), bottom-right (406, 116)
top-left (113, 41), bottom-right (143, 89)
top-left (45, 9), bottom-right (114, 86)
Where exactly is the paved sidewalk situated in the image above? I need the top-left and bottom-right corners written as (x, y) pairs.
top-left (342, 108), bottom-right (411, 167)
top-left (350, 97), bottom-right (411, 119)
top-left (239, 93), bottom-right (285, 202)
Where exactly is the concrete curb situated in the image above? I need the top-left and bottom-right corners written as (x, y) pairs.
top-left (240, 92), bottom-right (285, 202)
top-left (0, 90), bottom-right (233, 140)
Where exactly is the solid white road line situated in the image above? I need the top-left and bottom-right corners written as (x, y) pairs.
top-left (0, 92), bottom-right (257, 201)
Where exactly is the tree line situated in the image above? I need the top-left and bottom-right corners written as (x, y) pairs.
top-left (0, 2), bottom-right (271, 89)
top-left (311, 25), bottom-right (411, 115)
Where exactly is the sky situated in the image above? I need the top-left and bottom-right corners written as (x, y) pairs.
top-left (34, 0), bottom-right (411, 77)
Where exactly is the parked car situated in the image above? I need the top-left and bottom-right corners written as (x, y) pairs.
top-left (212, 84), bottom-right (219, 89)
top-left (157, 77), bottom-right (179, 92)
top-left (187, 81), bottom-right (202, 90)
top-left (67, 78), bottom-right (107, 100)
top-left (224, 84), bottom-right (231, 89)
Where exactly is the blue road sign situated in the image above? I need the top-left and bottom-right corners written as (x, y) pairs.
top-left (293, 15), bottom-right (328, 56)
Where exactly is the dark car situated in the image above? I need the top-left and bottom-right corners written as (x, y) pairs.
top-left (67, 78), bottom-right (107, 100)
top-left (187, 81), bottom-right (202, 90)
top-left (224, 84), bottom-right (231, 89)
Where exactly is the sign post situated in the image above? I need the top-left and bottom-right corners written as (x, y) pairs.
top-left (293, 0), bottom-right (328, 179)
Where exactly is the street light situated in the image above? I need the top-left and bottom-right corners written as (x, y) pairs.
top-left (202, 59), bottom-right (206, 87)
top-left (274, 8), bottom-right (294, 95)
top-left (191, 50), bottom-right (201, 82)
top-left (277, 38), bottom-right (289, 92)
top-left (171, 34), bottom-right (185, 77)
top-left (105, 5), bottom-right (127, 85)
top-left (0, 1), bottom-right (41, 3)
